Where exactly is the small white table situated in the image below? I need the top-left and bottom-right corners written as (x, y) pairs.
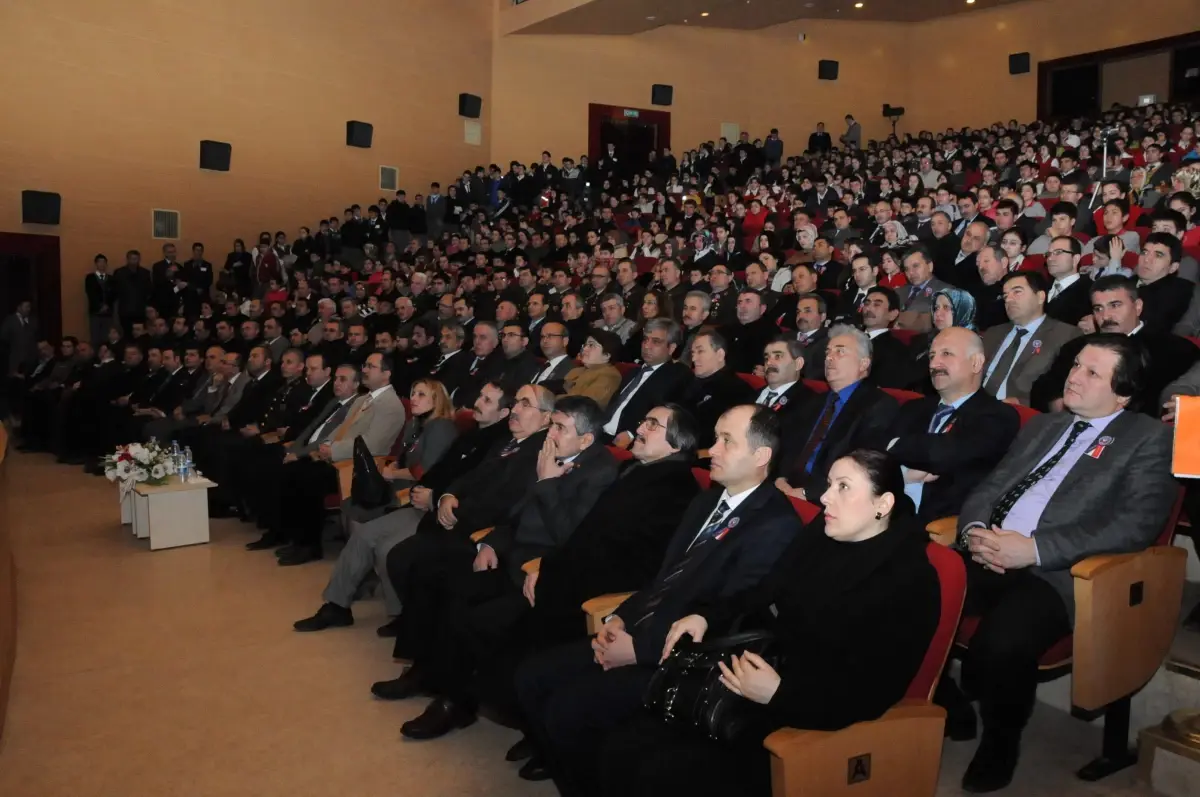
top-left (129, 476), bottom-right (217, 550)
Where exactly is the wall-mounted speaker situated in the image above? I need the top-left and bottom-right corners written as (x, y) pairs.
top-left (346, 121), bottom-right (374, 148)
top-left (818, 60), bottom-right (839, 81)
top-left (199, 140), bottom-right (231, 172)
top-left (1009, 52), bottom-right (1031, 75)
top-left (651, 84), bottom-right (674, 106)
top-left (458, 93), bottom-right (482, 119)
top-left (21, 190), bottom-right (61, 225)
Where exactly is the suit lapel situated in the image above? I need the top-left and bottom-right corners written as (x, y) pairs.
top-left (998, 414), bottom-right (1073, 493)
top-left (1054, 411), bottom-right (1133, 498)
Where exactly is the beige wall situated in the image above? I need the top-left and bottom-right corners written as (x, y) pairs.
top-left (898, 0), bottom-right (1200, 131)
top-left (491, 20), bottom-right (904, 167)
top-left (493, 0), bottom-right (1200, 161)
top-left (1102, 52), bottom-right (1173, 108)
top-left (0, 0), bottom-right (494, 336)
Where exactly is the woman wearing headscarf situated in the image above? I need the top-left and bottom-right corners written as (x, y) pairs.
top-left (912, 287), bottom-right (978, 395)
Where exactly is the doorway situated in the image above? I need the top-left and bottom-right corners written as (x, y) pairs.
top-left (1048, 64), bottom-right (1101, 119)
top-left (587, 104), bottom-right (671, 178)
top-left (0, 233), bottom-right (62, 344)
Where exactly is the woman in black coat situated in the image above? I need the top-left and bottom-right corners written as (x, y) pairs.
top-left (596, 449), bottom-right (942, 797)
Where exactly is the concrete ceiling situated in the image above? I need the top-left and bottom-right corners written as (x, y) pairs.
top-left (512, 0), bottom-right (1033, 35)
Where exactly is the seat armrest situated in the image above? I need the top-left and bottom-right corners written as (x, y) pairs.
top-left (394, 488), bottom-right (411, 507)
top-left (1069, 546), bottom-right (1187, 711)
top-left (334, 460), bottom-right (353, 502)
top-left (764, 701), bottom-right (945, 797)
top-left (522, 558), bottom-right (541, 575)
top-left (469, 527), bottom-right (494, 543)
top-left (583, 592), bottom-right (633, 635)
top-left (925, 516), bottom-right (959, 547)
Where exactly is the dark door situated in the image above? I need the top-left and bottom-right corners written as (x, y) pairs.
top-left (599, 118), bottom-right (660, 179)
top-left (1171, 44), bottom-right (1200, 102)
top-left (0, 234), bottom-right (62, 344)
top-left (1049, 64), bottom-right (1101, 118)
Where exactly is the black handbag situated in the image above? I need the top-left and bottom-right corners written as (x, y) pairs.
top-left (644, 630), bottom-right (778, 744)
top-left (350, 435), bottom-right (391, 509)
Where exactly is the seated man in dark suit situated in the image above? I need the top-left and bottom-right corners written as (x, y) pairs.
top-left (940, 334), bottom-right (1177, 792)
top-left (721, 289), bottom-right (777, 374)
top-left (792, 292), bottom-right (831, 380)
top-left (752, 335), bottom-right (816, 421)
top-left (1031, 275), bottom-right (1200, 416)
top-left (599, 318), bottom-right (692, 448)
top-left (861, 286), bottom-right (919, 389)
top-left (681, 330), bottom-right (755, 449)
top-left (379, 397), bottom-right (620, 739)
top-left (454, 320), bottom-right (506, 410)
top-left (775, 324), bottom-right (899, 502)
top-left (514, 405), bottom-right (801, 797)
top-left (1042, 235), bottom-right (1092, 326)
top-left (886, 327), bottom-right (1019, 524)
top-left (1135, 232), bottom-right (1192, 335)
top-left (378, 384), bottom-right (555, 659)
top-left (429, 320), bottom-right (472, 400)
top-left (499, 321), bottom-right (542, 393)
top-left (531, 322), bottom-right (577, 394)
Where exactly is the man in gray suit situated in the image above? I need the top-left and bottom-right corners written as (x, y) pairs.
top-left (940, 334), bottom-right (1176, 793)
top-left (897, 244), bottom-right (952, 330)
top-left (980, 271), bottom-right (1081, 406)
top-left (273, 352), bottom-right (407, 565)
top-left (1, 299), bottom-right (39, 377)
top-left (262, 318), bottom-right (288, 364)
top-left (839, 114), bottom-right (862, 150)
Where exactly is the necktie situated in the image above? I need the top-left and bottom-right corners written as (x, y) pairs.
top-left (763, 390), bottom-right (778, 408)
top-left (470, 357), bottom-right (482, 376)
top-left (615, 364), bottom-right (651, 404)
top-left (1048, 283), bottom-right (1061, 302)
top-left (988, 420), bottom-right (1091, 529)
top-left (633, 499), bottom-right (732, 627)
top-left (332, 394), bottom-right (372, 442)
top-left (929, 403), bottom-right (954, 433)
top-left (498, 438), bottom-right (520, 457)
top-left (983, 328), bottom-right (1029, 395)
top-left (434, 354), bottom-right (448, 371)
top-left (797, 392), bottom-right (840, 474)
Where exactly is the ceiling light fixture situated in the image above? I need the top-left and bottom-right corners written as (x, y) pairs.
top-left (966, 0), bottom-right (975, 4)
top-left (854, 2), bottom-right (864, 7)
top-left (701, 11), bottom-right (710, 16)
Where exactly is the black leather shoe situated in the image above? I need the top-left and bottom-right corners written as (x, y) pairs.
top-left (293, 603), bottom-right (353, 632)
top-left (376, 617), bottom-right (403, 638)
top-left (518, 756), bottom-right (550, 781)
top-left (246, 533), bottom-right (285, 551)
top-left (274, 544), bottom-right (296, 558)
top-left (505, 736), bottom-right (534, 762)
top-left (962, 733), bottom-right (1020, 793)
top-left (277, 546), bottom-right (322, 566)
top-left (400, 697), bottom-right (477, 740)
top-left (944, 701), bottom-right (978, 742)
top-left (371, 669), bottom-right (427, 701)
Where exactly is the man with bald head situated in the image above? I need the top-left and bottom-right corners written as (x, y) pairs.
top-left (886, 327), bottom-right (1020, 523)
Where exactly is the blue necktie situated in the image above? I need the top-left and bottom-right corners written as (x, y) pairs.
top-left (929, 404), bottom-right (954, 433)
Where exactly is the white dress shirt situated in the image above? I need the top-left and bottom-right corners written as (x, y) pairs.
top-left (688, 485), bottom-right (757, 549)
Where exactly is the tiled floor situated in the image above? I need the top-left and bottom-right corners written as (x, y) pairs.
top-left (0, 451), bottom-right (1184, 796)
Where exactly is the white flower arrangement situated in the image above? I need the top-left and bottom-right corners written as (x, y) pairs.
top-left (104, 440), bottom-right (177, 496)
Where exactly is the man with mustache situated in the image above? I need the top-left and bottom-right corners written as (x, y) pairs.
top-left (884, 327), bottom-right (1019, 524)
top-left (1030, 275), bottom-right (1198, 415)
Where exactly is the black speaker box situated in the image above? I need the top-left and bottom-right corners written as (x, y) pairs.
top-left (458, 93), bottom-right (482, 119)
top-left (346, 121), bottom-right (374, 148)
top-left (651, 84), bottom-right (674, 106)
top-left (818, 60), bottom-right (839, 81)
top-left (199, 140), bottom-right (232, 171)
top-left (21, 190), bottom-right (61, 225)
top-left (1009, 52), bottom-right (1031, 75)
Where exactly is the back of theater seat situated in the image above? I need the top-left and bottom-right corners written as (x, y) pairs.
top-left (882, 388), bottom-right (923, 405)
top-left (692, 467), bottom-right (711, 490)
top-left (453, 410), bottom-right (477, 435)
top-left (737, 373), bottom-right (767, 391)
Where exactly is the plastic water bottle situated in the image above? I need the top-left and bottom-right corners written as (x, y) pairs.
top-left (171, 440), bottom-right (181, 472)
top-left (181, 447), bottom-right (193, 483)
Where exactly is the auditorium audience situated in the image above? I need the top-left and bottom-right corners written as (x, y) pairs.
top-left (9, 101), bottom-right (1200, 797)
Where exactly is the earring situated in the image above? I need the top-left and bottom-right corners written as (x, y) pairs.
top-left (875, 512), bottom-right (883, 520)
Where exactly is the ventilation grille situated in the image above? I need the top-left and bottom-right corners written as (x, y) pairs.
top-left (152, 209), bottom-right (180, 239)
top-left (380, 166), bottom-right (399, 192)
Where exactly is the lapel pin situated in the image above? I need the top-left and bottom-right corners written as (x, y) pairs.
top-left (1030, 339), bottom-right (1042, 355)
top-left (1098, 435), bottom-right (1115, 446)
